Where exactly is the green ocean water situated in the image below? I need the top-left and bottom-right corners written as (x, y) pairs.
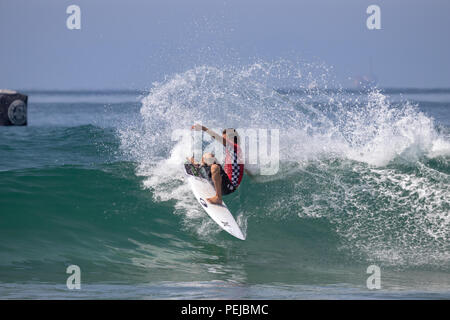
top-left (1, 64), bottom-right (449, 299)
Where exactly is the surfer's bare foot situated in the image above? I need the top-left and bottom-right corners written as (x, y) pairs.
top-left (207, 195), bottom-right (222, 205)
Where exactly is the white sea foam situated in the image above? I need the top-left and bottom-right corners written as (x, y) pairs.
top-left (120, 62), bottom-right (448, 169)
top-left (119, 61), bottom-right (450, 265)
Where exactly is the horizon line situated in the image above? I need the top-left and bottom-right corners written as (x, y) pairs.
top-left (6, 87), bottom-right (450, 95)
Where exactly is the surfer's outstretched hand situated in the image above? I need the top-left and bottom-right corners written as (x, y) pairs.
top-left (191, 124), bottom-right (204, 131)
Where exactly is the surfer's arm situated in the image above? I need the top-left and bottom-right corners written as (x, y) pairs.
top-left (192, 124), bottom-right (226, 147)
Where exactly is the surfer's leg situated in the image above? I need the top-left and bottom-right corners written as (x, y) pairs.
top-left (207, 164), bottom-right (223, 204)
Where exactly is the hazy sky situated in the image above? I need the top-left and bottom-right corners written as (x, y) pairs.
top-left (1, 0), bottom-right (449, 89)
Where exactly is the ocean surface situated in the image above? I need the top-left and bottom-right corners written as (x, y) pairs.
top-left (1, 63), bottom-right (449, 299)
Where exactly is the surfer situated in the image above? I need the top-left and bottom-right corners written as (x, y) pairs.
top-left (189, 124), bottom-right (244, 204)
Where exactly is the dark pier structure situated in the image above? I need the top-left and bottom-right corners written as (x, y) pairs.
top-left (0, 90), bottom-right (28, 126)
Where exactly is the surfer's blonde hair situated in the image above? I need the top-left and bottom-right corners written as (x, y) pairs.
top-left (222, 128), bottom-right (240, 145)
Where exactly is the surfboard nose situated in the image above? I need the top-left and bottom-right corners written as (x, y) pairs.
top-left (232, 229), bottom-right (246, 241)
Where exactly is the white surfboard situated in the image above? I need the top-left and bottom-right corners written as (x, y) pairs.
top-left (184, 163), bottom-right (245, 240)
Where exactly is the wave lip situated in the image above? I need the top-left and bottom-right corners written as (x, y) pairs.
top-left (116, 62), bottom-right (450, 271)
